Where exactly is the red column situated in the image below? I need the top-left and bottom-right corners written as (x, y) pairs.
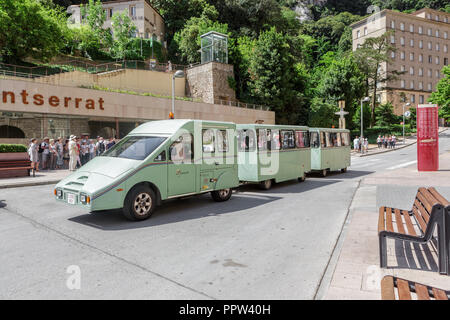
top-left (417, 104), bottom-right (439, 171)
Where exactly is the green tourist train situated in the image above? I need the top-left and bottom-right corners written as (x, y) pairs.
top-left (54, 120), bottom-right (351, 221)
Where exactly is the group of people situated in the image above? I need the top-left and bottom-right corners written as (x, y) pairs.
top-left (353, 136), bottom-right (369, 154)
top-left (376, 135), bottom-right (397, 149)
top-left (27, 135), bottom-right (117, 173)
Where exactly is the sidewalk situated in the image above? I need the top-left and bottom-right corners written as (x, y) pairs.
top-left (322, 151), bottom-right (450, 300)
top-left (0, 169), bottom-right (70, 189)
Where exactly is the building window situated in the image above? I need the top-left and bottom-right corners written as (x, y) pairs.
top-left (411, 95), bottom-right (415, 103)
top-left (436, 30), bottom-right (439, 38)
top-left (410, 52), bottom-right (414, 61)
top-left (445, 58), bottom-right (449, 66)
top-left (410, 24), bottom-right (414, 33)
top-left (419, 40), bottom-right (423, 48)
top-left (401, 65), bottom-right (406, 72)
top-left (364, 27), bottom-right (368, 36)
top-left (410, 81), bottom-right (414, 89)
top-left (436, 43), bottom-right (440, 51)
top-left (436, 56), bottom-right (440, 65)
top-left (419, 67), bottom-right (423, 76)
top-left (419, 82), bottom-right (423, 90)
top-left (419, 95), bottom-right (424, 104)
top-left (418, 26), bottom-right (423, 34)
top-left (400, 22), bottom-right (405, 31)
top-left (401, 51), bottom-right (405, 60)
top-left (357, 30), bottom-right (360, 38)
top-left (445, 17), bottom-right (448, 23)
top-left (400, 80), bottom-right (405, 88)
top-left (436, 70), bottom-right (440, 78)
top-left (444, 31), bottom-right (448, 39)
top-left (435, 15), bottom-right (439, 22)
top-left (109, 8), bottom-right (113, 18)
top-left (410, 66), bottom-right (414, 75)
top-left (428, 55), bottom-right (433, 64)
top-left (428, 28), bottom-right (432, 36)
top-left (400, 36), bottom-right (405, 46)
top-left (428, 83), bottom-right (432, 91)
top-left (391, 51), bottom-right (395, 59)
top-left (419, 54), bottom-right (423, 62)
top-left (427, 13), bottom-right (431, 19)
top-left (428, 41), bottom-right (432, 50)
top-left (130, 6), bottom-right (136, 17)
top-left (391, 20), bottom-right (395, 29)
top-left (428, 69), bottom-right (432, 77)
top-left (390, 35), bottom-right (395, 43)
top-left (444, 44), bottom-right (448, 53)
top-left (410, 39), bottom-right (414, 47)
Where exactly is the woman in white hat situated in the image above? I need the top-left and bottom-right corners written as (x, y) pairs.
top-left (68, 135), bottom-right (78, 171)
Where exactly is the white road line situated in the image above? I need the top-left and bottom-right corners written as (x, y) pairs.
top-left (386, 160), bottom-right (417, 170)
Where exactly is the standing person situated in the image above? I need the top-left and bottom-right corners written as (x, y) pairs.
top-left (49, 139), bottom-right (57, 170)
top-left (353, 136), bottom-right (359, 152)
top-left (392, 135), bottom-right (396, 149)
top-left (28, 138), bottom-right (39, 174)
top-left (96, 137), bottom-right (106, 156)
top-left (56, 137), bottom-right (64, 169)
top-left (377, 135), bottom-right (382, 148)
top-left (89, 139), bottom-right (96, 161)
top-left (40, 137), bottom-right (50, 170)
top-left (81, 140), bottom-right (89, 165)
top-left (364, 138), bottom-right (369, 153)
top-left (388, 135), bottom-right (392, 149)
top-left (76, 138), bottom-right (82, 168)
top-left (63, 139), bottom-right (70, 169)
top-left (359, 136), bottom-right (364, 153)
top-left (106, 137), bottom-right (116, 150)
top-left (68, 135), bottom-right (78, 171)
top-left (384, 135), bottom-right (388, 149)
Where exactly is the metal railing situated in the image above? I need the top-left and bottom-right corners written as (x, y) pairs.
top-left (214, 99), bottom-right (270, 111)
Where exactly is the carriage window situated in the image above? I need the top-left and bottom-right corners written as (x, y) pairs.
top-left (103, 136), bottom-right (166, 160)
top-left (155, 150), bottom-right (166, 161)
top-left (320, 132), bottom-right (326, 148)
top-left (170, 133), bottom-right (193, 162)
top-left (202, 129), bottom-right (215, 153)
top-left (217, 130), bottom-right (229, 152)
top-left (310, 132), bottom-right (320, 148)
top-left (325, 132), bottom-right (333, 148)
top-left (336, 133), bottom-right (342, 147)
top-left (257, 129), bottom-right (268, 151)
top-left (295, 131), bottom-right (310, 148)
top-left (271, 130), bottom-right (281, 150)
top-left (238, 129), bottom-right (256, 152)
top-left (341, 132), bottom-right (350, 146)
top-left (281, 130), bottom-right (295, 149)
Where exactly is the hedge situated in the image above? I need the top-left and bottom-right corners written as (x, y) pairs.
top-left (351, 125), bottom-right (416, 144)
top-left (0, 144), bottom-right (28, 153)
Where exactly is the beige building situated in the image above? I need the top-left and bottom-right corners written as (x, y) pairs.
top-left (68, 0), bottom-right (166, 44)
top-left (351, 8), bottom-right (450, 114)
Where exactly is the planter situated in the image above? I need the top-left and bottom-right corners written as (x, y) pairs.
top-left (0, 152), bottom-right (31, 179)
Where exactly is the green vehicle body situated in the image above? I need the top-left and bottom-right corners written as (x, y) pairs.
top-left (54, 120), bottom-right (239, 212)
top-left (309, 128), bottom-right (351, 173)
top-left (236, 124), bottom-right (311, 184)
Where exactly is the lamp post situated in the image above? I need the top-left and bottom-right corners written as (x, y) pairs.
top-left (171, 70), bottom-right (185, 119)
top-left (361, 97), bottom-right (370, 139)
top-left (403, 102), bottom-right (410, 144)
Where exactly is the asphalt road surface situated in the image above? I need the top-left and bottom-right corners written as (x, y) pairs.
top-left (1, 131), bottom-right (449, 299)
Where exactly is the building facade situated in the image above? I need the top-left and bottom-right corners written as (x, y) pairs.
top-left (352, 8), bottom-right (450, 114)
top-left (68, 0), bottom-right (165, 44)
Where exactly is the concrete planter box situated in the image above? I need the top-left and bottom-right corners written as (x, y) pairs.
top-left (0, 152), bottom-right (31, 178)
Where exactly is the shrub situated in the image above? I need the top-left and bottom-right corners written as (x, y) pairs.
top-left (351, 125), bottom-right (415, 144)
top-left (0, 144), bottom-right (28, 153)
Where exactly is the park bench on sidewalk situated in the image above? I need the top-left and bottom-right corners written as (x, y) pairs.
top-left (381, 276), bottom-right (449, 300)
top-left (0, 159), bottom-right (33, 178)
top-left (378, 187), bottom-right (450, 275)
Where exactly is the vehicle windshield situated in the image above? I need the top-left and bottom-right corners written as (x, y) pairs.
top-left (102, 136), bottom-right (166, 160)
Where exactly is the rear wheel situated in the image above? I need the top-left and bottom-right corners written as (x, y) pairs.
top-left (341, 167), bottom-right (347, 173)
top-left (322, 169), bottom-right (328, 177)
top-left (298, 173), bottom-right (306, 182)
top-left (123, 185), bottom-right (156, 221)
top-left (211, 188), bottom-right (232, 202)
top-left (259, 179), bottom-right (272, 190)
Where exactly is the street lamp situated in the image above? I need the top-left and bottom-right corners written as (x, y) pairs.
top-left (361, 96), bottom-right (370, 139)
top-left (403, 102), bottom-right (410, 144)
top-left (171, 70), bottom-right (185, 119)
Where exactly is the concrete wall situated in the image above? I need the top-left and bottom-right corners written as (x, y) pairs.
top-left (0, 78), bottom-right (274, 142)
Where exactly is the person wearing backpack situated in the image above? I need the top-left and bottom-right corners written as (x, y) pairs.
top-left (96, 137), bottom-right (106, 156)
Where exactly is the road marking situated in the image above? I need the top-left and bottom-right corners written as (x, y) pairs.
top-left (386, 160), bottom-right (417, 170)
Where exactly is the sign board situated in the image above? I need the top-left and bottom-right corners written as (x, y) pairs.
top-left (417, 104), bottom-right (439, 171)
top-left (404, 110), bottom-right (411, 118)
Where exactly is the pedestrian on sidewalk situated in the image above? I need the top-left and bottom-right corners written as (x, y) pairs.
top-left (40, 137), bottom-right (50, 170)
top-left (392, 135), bottom-right (396, 148)
top-left (76, 138), bottom-right (82, 168)
top-left (96, 137), bottom-right (106, 156)
top-left (63, 140), bottom-right (70, 169)
top-left (364, 138), bottom-right (369, 153)
top-left (359, 136), bottom-right (364, 153)
top-left (353, 136), bottom-right (359, 152)
top-left (49, 139), bottom-right (57, 170)
top-left (89, 139), bottom-right (96, 161)
top-left (377, 135), bottom-right (382, 148)
top-left (384, 135), bottom-right (388, 149)
top-left (28, 138), bottom-right (39, 173)
top-left (68, 135), bottom-right (77, 171)
top-left (56, 137), bottom-right (64, 169)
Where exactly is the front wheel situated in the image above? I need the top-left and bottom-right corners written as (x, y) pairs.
top-left (123, 185), bottom-right (156, 221)
top-left (259, 179), bottom-right (272, 190)
top-left (211, 188), bottom-right (232, 202)
top-left (341, 168), bottom-right (347, 173)
top-left (322, 169), bottom-right (328, 177)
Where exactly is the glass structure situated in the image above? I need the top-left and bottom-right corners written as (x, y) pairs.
top-left (200, 31), bottom-right (228, 64)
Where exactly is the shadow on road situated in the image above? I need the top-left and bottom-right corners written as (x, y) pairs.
top-left (0, 200), bottom-right (6, 208)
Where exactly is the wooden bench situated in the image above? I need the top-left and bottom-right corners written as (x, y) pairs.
top-left (381, 276), bottom-right (449, 300)
top-left (378, 187), bottom-right (450, 275)
top-left (0, 159), bottom-right (33, 178)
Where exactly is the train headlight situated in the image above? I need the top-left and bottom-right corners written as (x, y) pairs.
top-left (80, 193), bottom-right (90, 205)
top-left (55, 189), bottom-right (63, 199)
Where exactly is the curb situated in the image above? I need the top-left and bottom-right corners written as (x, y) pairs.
top-left (0, 179), bottom-right (60, 190)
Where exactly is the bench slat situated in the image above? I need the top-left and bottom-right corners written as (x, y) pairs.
top-left (397, 279), bottom-right (412, 300)
top-left (414, 199), bottom-right (430, 224)
top-left (428, 187), bottom-right (450, 206)
top-left (380, 276), bottom-right (395, 300)
top-left (416, 192), bottom-right (433, 215)
top-left (412, 206), bottom-right (427, 234)
top-left (402, 210), bottom-right (417, 236)
top-left (386, 207), bottom-right (394, 232)
top-left (418, 187), bottom-right (439, 209)
top-left (378, 207), bottom-right (385, 233)
top-left (394, 209), bottom-right (405, 234)
top-left (0, 167), bottom-right (32, 171)
top-left (415, 284), bottom-right (430, 300)
top-left (432, 288), bottom-right (449, 300)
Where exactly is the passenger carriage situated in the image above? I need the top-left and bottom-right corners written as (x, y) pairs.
top-left (54, 120), bottom-right (239, 220)
top-left (236, 124), bottom-right (311, 189)
top-left (308, 128), bottom-right (351, 177)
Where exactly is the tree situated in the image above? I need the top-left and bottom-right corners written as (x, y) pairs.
top-left (111, 10), bottom-right (137, 60)
top-left (80, 0), bottom-right (112, 48)
top-left (375, 102), bottom-right (400, 126)
top-left (0, 0), bottom-right (68, 63)
top-left (429, 66), bottom-right (450, 121)
top-left (354, 32), bottom-right (402, 127)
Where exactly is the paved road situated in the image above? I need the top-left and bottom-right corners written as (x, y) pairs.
top-left (1, 130), bottom-right (449, 299)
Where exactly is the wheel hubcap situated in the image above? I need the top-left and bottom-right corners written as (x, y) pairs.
top-left (219, 189), bottom-right (230, 197)
top-left (134, 193), bottom-right (152, 216)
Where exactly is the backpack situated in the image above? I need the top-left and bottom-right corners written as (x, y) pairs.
top-left (38, 143), bottom-right (44, 153)
top-left (98, 142), bottom-right (105, 154)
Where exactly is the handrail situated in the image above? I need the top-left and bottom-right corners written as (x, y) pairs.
top-left (214, 99), bottom-right (270, 111)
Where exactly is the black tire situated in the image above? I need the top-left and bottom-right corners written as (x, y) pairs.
top-left (259, 179), bottom-right (272, 190)
top-left (322, 169), bottom-right (328, 177)
top-left (298, 173), bottom-right (306, 182)
top-left (341, 167), bottom-right (347, 173)
top-left (211, 188), bottom-right (232, 202)
top-left (123, 185), bottom-right (156, 221)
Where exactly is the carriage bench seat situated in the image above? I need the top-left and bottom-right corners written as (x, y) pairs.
top-left (378, 187), bottom-right (450, 275)
top-left (381, 276), bottom-right (449, 300)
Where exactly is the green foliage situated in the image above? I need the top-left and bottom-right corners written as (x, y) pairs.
top-left (111, 10), bottom-right (137, 60)
top-left (0, 0), bottom-right (69, 63)
top-left (0, 144), bottom-right (28, 153)
top-left (308, 97), bottom-right (337, 128)
top-left (79, 0), bottom-right (112, 48)
top-left (351, 125), bottom-right (415, 143)
top-left (429, 66), bottom-right (450, 121)
top-left (375, 102), bottom-right (401, 126)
